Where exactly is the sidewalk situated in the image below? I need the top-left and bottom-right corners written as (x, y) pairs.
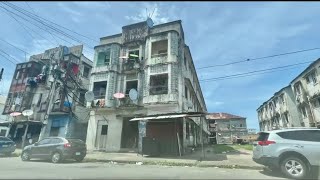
top-left (85, 146), bottom-right (264, 170)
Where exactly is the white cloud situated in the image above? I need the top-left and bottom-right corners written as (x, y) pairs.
top-left (125, 3), bottom-right (170, 25)
top-left (57, 2), bottom-right (83, 20)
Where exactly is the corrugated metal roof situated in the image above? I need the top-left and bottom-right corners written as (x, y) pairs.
top-left (206, 113), bottom-right (245, 120)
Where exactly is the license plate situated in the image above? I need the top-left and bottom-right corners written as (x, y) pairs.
top-left (76, 152), bottom-right (81, 155)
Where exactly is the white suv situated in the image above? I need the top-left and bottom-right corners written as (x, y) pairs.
top-left (253, 128), bottom-right (320, 179)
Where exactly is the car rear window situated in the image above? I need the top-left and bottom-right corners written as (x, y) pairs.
top-left (257, 132), bottom-right (269, 141)
top-left (277, 130), bottom-right (320, 142)
top-left (67, 139), bottom-right (84, 144)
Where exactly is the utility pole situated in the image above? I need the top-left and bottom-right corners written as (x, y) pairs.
top-left (38, 53), bottom-right (58, 140)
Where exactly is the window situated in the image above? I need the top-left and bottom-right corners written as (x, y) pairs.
top-left (151, 40), bottom-right (168, 57)
top-left (240, 124), bottom-right (243, 127)
top-left (284, 113), bottom-right (289, 123)
top-left (294, 84), bottom-right (301, 95)
top-left (83, 66), bottom-right (90, 78)
top-left (96, 50), bottom-right (111, 66)
top-left (37, 94), bottom-right (43, 107)
top-left (277, 130), bottom-right (320, 142)
top-left (149, 74), bottom-right (168, 95)
top-left (38, 138), bottom-right (51, 145)
top-left (125, 80), bottom-right (138, 95)
top-left (280, 94), bottom-right (285, 104)
top-left (301, 106), bottom-right (308, 118)
top-left (257, 132), bottom-right (269, 141)
top-left (128, 50), bottom-right (140, 61)
top-left (101, 125), bottom-right (108, 135)
top-left (184, 56), bottom-right (187, 69)
top-left (93, 81), bottom-right (107, 99)
top-left (79, 92), bottom-right (85, 106)
top-left (185, 86), bottom-right (188, 99)
top-left (50, 138), bottom-right (63, 144)
top-left (15, 70), bottom-right (21, 80)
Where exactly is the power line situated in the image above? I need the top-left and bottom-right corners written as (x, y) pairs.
top-left (199, 60), bottom-right (314, 82)
top-left (0, 52), bottom-right (16, 65)
top-left (0, 38), bottom-right (30, 55)
top-left (24, 1), bottom-right (60, 45)
top-left (2, 2), bottom-right (96, 50)
top-left (0, 49), bottom-right (21, 63)
top-left (197, 48), bottom-right (320, 70)
top-left (22, 2), bottom-right (99, 44)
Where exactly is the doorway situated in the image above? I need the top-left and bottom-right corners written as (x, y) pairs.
top-left (95, 120), bottom-right (108, 150)
top-left (121, 117), bottom-right (138, 149)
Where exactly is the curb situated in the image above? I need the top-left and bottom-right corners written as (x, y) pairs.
top-left (83, 158), bottom-right (264, 171)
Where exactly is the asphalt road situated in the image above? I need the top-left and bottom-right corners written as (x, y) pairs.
top-left (0, 156), bottom-right (287, 179)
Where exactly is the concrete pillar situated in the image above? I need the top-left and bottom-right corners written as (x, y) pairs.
top-left (138, 121), bottom-right (146, 153)
top-left (86, 111), bottom-right (97, 151)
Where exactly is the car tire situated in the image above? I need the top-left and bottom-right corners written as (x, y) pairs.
top-left (280, 156), bottom-right (308, 179)
top-left (51, 152), bottom-right (62, 163)
top-left (75, 156), bottom-right (85, 162)
top-left (21, 151), bottom-right (31, 161)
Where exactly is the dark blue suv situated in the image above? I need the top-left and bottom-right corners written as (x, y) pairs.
top-left (21, 137), bottom-right (86, 163)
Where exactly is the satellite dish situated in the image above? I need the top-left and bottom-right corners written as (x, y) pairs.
top-left (147, 17), bottom-right (154, 28)
top-left (129, 89), bottom-right (138, 100)
top-left (85, 91), bottom-right (94, 102)
top-left (10, 112), bottom-right (22, 117)
top-left (113, 93), bottom-right (125, 99)
top-left (22, 109), bottom-right (34, 116)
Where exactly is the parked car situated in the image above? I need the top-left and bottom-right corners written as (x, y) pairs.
top-left (21, 137), bottom-right (86, 163)
top-left (253, 128), bottom-right (320, 179)
top-left (0, 136), bottom-right (16, 156)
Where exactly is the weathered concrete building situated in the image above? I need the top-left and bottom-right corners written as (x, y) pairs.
top-left (290, 58), bottom-right (320, 127)
top-left (86, 19), bottom-right (208, 156)
top-left (206, 113), bottom-right (248, 144)
top-left (257, 58), bottom-right (320, 131)
top-left (2, 45), bottom-right (92, 147)
top-left (257, 86), bottom-right (302, 131)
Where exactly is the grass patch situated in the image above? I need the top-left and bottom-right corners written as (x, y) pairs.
top-left (212, 144), bottom-right (236, 154)
top-left (232, 144), bottom-right (253, 151)
top-left (212, 144), bottom-right (253, 153)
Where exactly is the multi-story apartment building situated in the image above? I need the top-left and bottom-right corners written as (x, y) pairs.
top-left (257, 58), bottom-right (320, 131)
top-left (85, 19), bottom-right (208, 156)
top-left (257, 86), bottom-right (302, 131)
top-left (206, 113), bottom-right (248, 144)
top-left (290, 58), bottom-right (320, 127)
top-left (2, 45), bottom-right (92, 148)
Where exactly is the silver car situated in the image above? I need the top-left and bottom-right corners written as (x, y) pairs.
top-left (252, 128), bottom-right (320, 179)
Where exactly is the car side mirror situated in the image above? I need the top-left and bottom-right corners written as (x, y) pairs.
top-left (34, 142), bottom-right (39, 146)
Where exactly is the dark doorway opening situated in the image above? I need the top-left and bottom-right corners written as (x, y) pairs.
top-left (121, 118), bottom-right (138, 149)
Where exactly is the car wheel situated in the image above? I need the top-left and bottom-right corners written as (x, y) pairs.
top-left (21, 151), bottom-right (30, 161)
top-left (51, 152), bottom-right (62, 163)
top-left (75, 156), bottom-right (84, 162)
top-left (280, 156), bottom-right (308, 179)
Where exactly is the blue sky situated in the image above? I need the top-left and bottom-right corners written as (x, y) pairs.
top-left (1, 2), bottom-right (320, 130)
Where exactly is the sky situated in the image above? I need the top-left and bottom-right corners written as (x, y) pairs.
top-left (1, 2), bottom-right (320, 130)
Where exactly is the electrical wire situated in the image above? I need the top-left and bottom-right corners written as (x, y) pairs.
top-left (0, 49), bottom-right (21, 63)
top-left (199, 60), bottom-right (314, 82)
top-left (0, 38), bottom-right (30, 55)
top-left (197, 48), bottom-right (320, 70)
top-left (2, 2), bottom-right (96, 52)
top-left (24, 1), bottom-right (60, 45)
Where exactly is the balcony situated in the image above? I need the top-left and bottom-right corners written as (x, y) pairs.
top-left (123, 60), bottom-right (140, 73)
top-left (149, 54), bottom-right (168, 65)
top-left (119, 95), bottom-right (139, 107)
